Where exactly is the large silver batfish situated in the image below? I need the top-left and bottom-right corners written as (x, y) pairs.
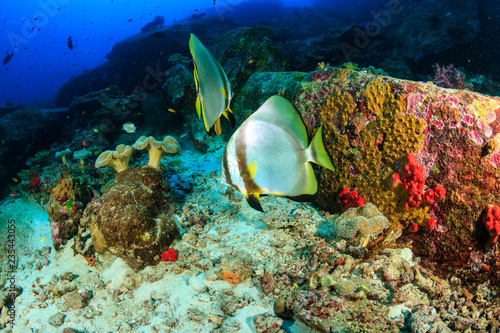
top-left (189, 33), bottom-right (234, 135)
top-left (222, 95), bottom-right (335, 212)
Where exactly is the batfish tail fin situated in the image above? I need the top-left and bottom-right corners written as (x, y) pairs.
top-left (306, 125), bottom-right (335, 171)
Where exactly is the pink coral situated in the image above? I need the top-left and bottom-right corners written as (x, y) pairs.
top-left (483, 205), bottom-right (500, 244)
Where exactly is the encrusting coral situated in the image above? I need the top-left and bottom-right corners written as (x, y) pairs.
top-left (80, 166), bottom-right (178, 269)
top-left (289, 67), bottom-right (500, 284)
top-left (80, 135), bottom-right (182, 268)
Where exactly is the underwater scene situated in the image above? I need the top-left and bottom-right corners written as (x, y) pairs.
top-left (1, 0), bottom-right (500, 332)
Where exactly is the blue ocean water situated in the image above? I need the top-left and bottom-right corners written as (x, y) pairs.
top-left (0, 0), bottom-right (410, 107)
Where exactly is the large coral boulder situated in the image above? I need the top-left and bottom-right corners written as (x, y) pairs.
top-left (237, 68), bottom-right (500, 285)
top-left (81, 166), bottom-right (178, 270)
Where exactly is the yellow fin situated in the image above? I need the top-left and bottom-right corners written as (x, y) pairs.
top-left (221, 86), bottom-right (227, 99)
top-left (214, 117), bottom-right (221, 135)
top-left (193, 63), bottom-right (199, 91)
top-left (307, 125), bottom-right (335, 171)
top-left (242, 161), bottom-right (257, 181)
top-left (222, 107), bottom-right (236, 127)
top-left (195, 96), bottom-right (202, 120)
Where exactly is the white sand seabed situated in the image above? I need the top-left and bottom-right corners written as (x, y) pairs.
top-left (0, 139), bottom-right (296, 333)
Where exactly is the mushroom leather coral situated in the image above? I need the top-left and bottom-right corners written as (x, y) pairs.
top-left (132, 136), bottom-right (181, 169)
top-left (95, 144), bottom-right (135, 173)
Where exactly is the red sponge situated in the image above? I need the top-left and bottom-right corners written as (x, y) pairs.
top-left (483, 205), bottom-right (500, 244)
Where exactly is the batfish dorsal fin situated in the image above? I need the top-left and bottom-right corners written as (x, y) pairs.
top-left (252, 95), bottom-right (308, 148)
top-left (246, 192), bottom-right (264, 212)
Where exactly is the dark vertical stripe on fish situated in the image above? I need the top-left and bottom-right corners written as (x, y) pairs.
top-left (235, 125), bottom-right (261, 195)
top-left (222, 144), bottom-right (232, 186)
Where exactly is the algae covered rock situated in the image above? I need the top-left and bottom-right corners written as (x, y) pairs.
top-left (211, 26), bottom-right (285, 97)
top-left (81, 166), bottom-right (178, 269)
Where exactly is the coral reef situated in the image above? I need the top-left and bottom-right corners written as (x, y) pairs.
top-left (81, 167), bottom-right (178, 270)
top-left (237, 68), bottom-right (500, 284)
top-left (46, 175), bottom-right (93, 250)
top-left (210, 26), bottom-right (285, 97)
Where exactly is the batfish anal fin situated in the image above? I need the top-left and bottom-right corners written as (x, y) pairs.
top-left (246, 192), bottom-right (264, 212)
top-left (195, 95), bottom-right (202, 120)
top-left (286, 193), bottom-right (317, 203)
top-left (214, 117), bottom-right (222, 136)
